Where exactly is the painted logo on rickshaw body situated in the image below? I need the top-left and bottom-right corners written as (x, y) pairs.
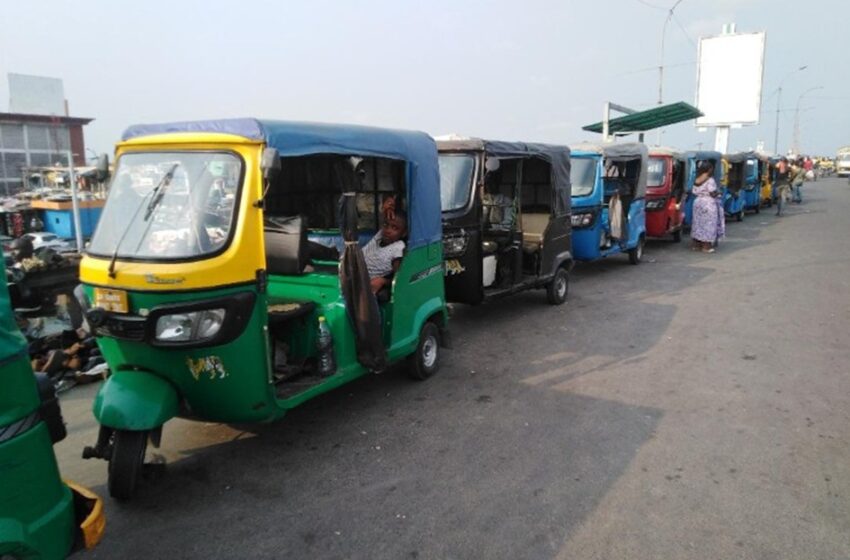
top-left (411, 264), bottom-right (444, 283)
top-left (145, 274), bottom-right (186, 285)
top-left (444, 259), bottom-right (465, 277)
top-left (187, 356), bottom-right (229, 380)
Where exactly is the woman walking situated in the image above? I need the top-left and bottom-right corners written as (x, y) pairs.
top-left (691, 162), bottom-right (722, 253)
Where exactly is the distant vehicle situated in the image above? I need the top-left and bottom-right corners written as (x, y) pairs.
top-left (837, 147), bottom-right (850, 177)
top-left (23, 232), bottom-right (73, 252)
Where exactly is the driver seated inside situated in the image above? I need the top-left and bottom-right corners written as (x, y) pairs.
top-left (363, 208), bottom-right (407, 294)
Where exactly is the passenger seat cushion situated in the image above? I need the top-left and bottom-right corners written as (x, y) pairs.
top-left (521, 213), bottom-right (549, 251)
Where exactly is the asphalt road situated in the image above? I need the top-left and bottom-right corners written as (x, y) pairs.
top-left (56, 177), bottom-right (850, 559)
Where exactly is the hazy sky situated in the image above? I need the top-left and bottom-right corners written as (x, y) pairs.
top-left (1, 0), bottom-right (846, 157)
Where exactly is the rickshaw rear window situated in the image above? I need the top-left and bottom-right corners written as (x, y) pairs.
top-left (439, 154), bottom-right (475, 212)
top-left (88, 151), bottom-right (242, 260)
top-left (570, 158), bottom-right (597, 197)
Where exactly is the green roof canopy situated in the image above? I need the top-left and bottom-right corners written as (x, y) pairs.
top-left (583, 102), bottom-right (703, 134)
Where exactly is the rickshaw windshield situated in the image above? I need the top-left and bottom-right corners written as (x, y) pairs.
top-left (647, 157), bottom-right (667, 187)
top-left (570, 157), bottom-right (597, 197)
top-left (88, 151), bottom-right (242, 260)
top-left (439, 154), bottom-right (475, 212)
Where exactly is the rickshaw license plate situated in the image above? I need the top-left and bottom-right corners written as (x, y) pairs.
top-left (93, 288), bottom-right (129, 313)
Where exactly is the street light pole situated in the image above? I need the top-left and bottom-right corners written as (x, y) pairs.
top-left (792, 86), bottom-right (823, 155)
top-left (656, 0), bottom-right (684, 145)
top-left (773, 65), bottom-right (807, 154)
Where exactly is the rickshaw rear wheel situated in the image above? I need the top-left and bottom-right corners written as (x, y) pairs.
top-left (672, 229), bottom-right (682, 243)
top-left (408, 321), bottom-right (440, 381)
top-left (736, 209), bottom-right (744, 222)
top-left (108, 429), bottom-right (148, 501)
top-left (546, 267), bottom-right (569, 305)
top-left (628, 236), bottom-right (644, 265)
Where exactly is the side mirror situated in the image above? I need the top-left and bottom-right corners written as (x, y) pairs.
top-left (261, 148), bottom-right (281, 181)
top-left (95, 154), bottom-right (110, 182)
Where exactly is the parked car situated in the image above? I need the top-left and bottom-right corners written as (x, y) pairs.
top-left (23, 232), bottom-right (73, 252)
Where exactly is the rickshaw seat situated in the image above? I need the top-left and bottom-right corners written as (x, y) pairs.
top-left (265, 215), bottom-right (308, 275)
top-left (521, 213), bottom-right (549, 253)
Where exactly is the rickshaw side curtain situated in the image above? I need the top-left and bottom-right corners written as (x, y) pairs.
top-left (337, 184), bottom-right (387, 372)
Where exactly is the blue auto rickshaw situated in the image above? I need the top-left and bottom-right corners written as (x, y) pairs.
top-left (682, 150), bottom-right (723, 227)
top-left (569, 142), bottom-right (647, 264)
top-left (724, 151), bottom-right (760, 220)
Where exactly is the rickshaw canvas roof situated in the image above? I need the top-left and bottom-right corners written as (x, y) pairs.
top-left (436, 138), bottom-right (572, 216)
top-left (121, 118), bottom-right (442, 250)
top-left (648, 146), bottom-right (681, 157)
top-left (725, 151), bottom-right (758, 164)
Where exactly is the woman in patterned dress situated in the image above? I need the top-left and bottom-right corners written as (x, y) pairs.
top-left (690, 162), bottom-right (722, 253)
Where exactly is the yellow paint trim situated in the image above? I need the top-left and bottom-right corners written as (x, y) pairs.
top-left (64, 480), bottom-right (106, 550)
top-left (80, 139), bottom-right (266, 291)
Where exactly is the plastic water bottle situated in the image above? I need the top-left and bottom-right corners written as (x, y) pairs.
top-left (316, 316), bottom-right (336, 376)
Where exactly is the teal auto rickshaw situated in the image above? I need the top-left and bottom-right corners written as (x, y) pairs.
top-left (0, 248), bottom-right (105, 558)
top-left (79, 119), bottom-right (449, 500)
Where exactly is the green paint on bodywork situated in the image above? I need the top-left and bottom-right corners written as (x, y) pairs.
top-left (93, 370), bottom-right (179, 430)
top-left (0, 422), bottom-right (75, 560)
top-left (84, 241), bottom-right (447, 424)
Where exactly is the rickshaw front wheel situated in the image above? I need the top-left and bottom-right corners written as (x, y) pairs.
top-left (408, 322), bottom-right (440, 381)
top-left (108, 429), bottom-right (148, 501)
top-left (546, 267), bottom-right (569, 305)
top-left (672, 229), bottom-right (682, 243)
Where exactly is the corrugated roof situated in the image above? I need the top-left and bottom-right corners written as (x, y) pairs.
top-left (582, 102), bottom-right (703, 134)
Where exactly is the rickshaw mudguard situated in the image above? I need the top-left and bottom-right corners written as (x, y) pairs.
top-left (93, 370), bottom-right (178, 431)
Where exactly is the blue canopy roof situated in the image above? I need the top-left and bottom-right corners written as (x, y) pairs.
top-left (122, 118), bottom-right (442, 250)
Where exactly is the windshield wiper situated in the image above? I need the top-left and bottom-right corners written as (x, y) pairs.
top-left (144, 164), bottom-right (178, 221)
top-left (107, 164), bottom-right (179, 279)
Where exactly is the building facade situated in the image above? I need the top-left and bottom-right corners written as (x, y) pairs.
top-left (0, 112), bottom-right (93, 195)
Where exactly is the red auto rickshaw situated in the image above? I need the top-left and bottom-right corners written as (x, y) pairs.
top-left (645, 147), bottom-right (686, 241)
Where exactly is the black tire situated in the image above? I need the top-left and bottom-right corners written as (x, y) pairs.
top-left (628, 236), bottom-right (644, 265)
top-left (408, 322), bottom-right (440, 381)
top-left (736, 209), bottom-right (744, 222)
top-left (546, 267), bottom-right (569, 305)
top-left (754, 204), bottom-right (760, 214)
top-left (108, 429), bottom-right (148, 501)
top-left (671, 229), bottom-right (682, 243)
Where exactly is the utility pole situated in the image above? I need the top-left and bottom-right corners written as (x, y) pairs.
top-left (792, 86), bottom-right (822, 154)
top-left (773, 65), bottom-right (807, 154)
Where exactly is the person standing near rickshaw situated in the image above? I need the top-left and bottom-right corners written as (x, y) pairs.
top-left (690, 162), bottom-right (722, 253)
top-left (791, 158), bottom-right (805, 204)
top-left (774, 157), bottom-right (791, 216)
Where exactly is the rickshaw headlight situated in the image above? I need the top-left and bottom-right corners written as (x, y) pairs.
top-left (155, 308), bottom-right (226, 342)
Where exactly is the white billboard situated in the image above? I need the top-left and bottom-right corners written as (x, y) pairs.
top-left (8, 73), bottom-right (66, 116)
top-left (695, 31), bottom-right (766, 126)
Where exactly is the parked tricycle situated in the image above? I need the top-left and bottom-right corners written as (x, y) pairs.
top-left (569, 142), bottom-right (648, 264)
top-left (645, 147), bottom-right (686, 242)
top-left (78, 119), bottom-right (449, 500)
top-left (438, 138), bottom-right (573, 305)
top-left (723, 151), bottom-right (759, 220)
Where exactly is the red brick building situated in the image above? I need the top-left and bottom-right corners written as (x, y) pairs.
top-left (0, 112), bottom-right (93, 194)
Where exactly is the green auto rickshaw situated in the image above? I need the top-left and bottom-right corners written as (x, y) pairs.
top-left (78, 119), bottom-right (449, 500)
top-left (0, 248), bottom-right (105, 558)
